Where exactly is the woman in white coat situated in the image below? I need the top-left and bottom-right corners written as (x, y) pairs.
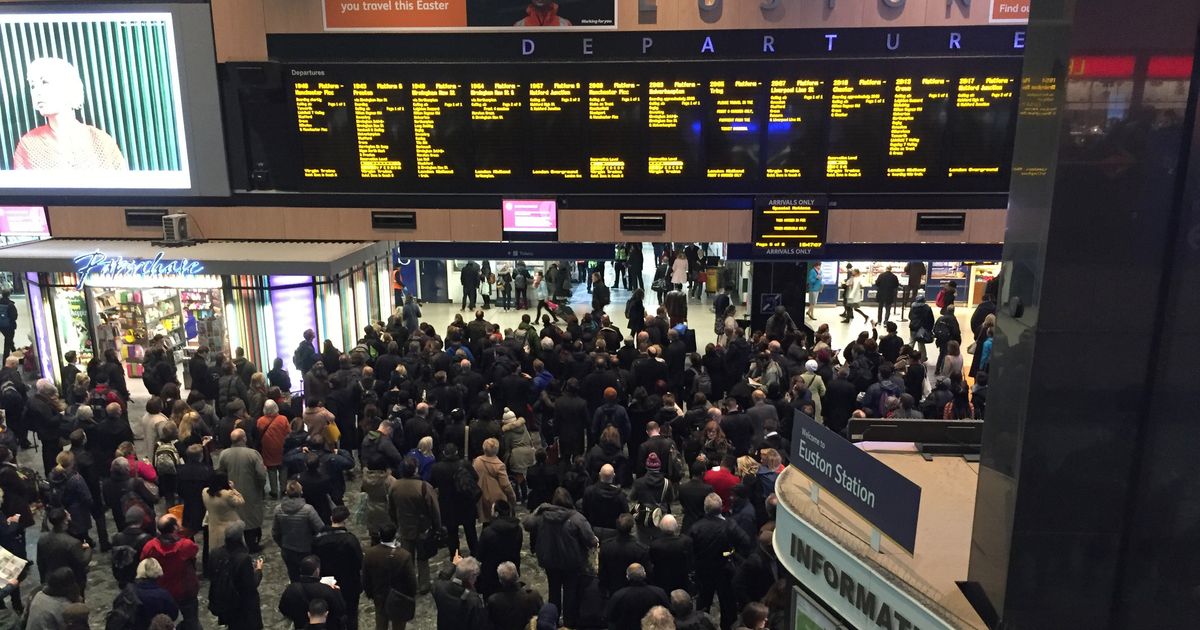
top-left (841, 268), bottom-right (871, 323)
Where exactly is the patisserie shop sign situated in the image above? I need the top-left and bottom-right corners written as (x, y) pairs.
top-left (73, 250), bottom-right (205, 289)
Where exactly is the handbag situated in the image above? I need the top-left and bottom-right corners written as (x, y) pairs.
top-left (915, 327), bottom-right (932, 344)
top-left (967, 341), bottom-right (977, 354)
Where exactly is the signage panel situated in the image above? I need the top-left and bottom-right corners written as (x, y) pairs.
top-left (753, 195), bottom-right (828, 258)
top-left (989, 0), bottom-right (1030, 24)
top-left (73, 250), bottom-right (205, 290)
top-left (790, 411), bottom-right (921, 553)
top-left (775, 498), bottom-right (954, 630)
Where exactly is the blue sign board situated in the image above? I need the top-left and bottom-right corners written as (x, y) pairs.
top-left (790, 411), bottom-right (922, 553)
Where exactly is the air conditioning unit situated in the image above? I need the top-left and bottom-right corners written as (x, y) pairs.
top-left (162, 214), bottom-right (191, 243)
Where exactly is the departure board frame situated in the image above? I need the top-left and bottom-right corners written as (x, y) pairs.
top-left (269, 55), bottom-right (1021, 196)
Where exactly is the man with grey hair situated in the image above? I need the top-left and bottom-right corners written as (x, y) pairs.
top-left (688, 493), bottom-right (750, 630)
top-left (642, 605), bottom-right (677, 630)
top-left (433, 551), bottom-right (489, 629)
top-left (606, 562), bottom-right (669, 630)
top-left (486, 560), bottom-right (543, 630)
top-left (216, 428), bottom-right (267, 552)
top-left (649, 514), bottom-right (694, 594)
top-left (669, 589), bottom-right (717, 630)
top-left (25, 378), bottom-right (62, 475)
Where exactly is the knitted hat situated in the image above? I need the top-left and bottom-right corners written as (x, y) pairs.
top-left (645, 452), bottom-right (662, 472)
top-left (805, 359), bottom-right (819, 373)
top-left (502, 408), bottom-right (517, 423)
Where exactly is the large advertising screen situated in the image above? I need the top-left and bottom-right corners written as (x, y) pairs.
top-left (0, 4), bottom-right (229, 197)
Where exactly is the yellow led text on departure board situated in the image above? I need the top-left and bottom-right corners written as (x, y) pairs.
top-left (754, 199), bottom-right (826, 251)
top-left (411, 82), bottom-right (465, 178)
top-left (353, 82), bottom-right (406, 179)
top-left (826, 77), bottom-right (888, 179)
top-left (295, 81), bottom-right (346, 179)
top-left (529, 82), bottom-right (584, 179)
top-left (588, 81), bottom-right (640, 180)
top-left (948, 76), bottom-right (1016, 177)
top-left (647, 80), bottom-right (701, 176)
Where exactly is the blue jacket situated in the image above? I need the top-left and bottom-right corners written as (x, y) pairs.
top-left (807, 267), bottom-right (822, 293)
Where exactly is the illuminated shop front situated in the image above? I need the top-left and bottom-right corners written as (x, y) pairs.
top-left (0, 239), bottom-right (394, 388)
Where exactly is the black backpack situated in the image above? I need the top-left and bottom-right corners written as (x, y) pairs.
top-left (453, 460), bottom-right (482, 501)
top-left (105, 583), bottom-right (141, 630)
top-left (933, 317), bottom-right (952, 344)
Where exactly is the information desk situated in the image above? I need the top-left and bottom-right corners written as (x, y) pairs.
top-left (774, 443), bottom-right (985, 629)
top-left (283, 57), bottom-right (1019, 194)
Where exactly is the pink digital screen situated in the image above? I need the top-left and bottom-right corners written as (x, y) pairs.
top-left (0, 206), bottom-right (48, 235)
top-left (502, 199), bottom-right (557, 233)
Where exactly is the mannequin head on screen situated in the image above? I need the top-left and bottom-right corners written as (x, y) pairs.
top-left (12, 56), bottom-right (126, 171)
top-left (27, 57), bottom-right (85, 126)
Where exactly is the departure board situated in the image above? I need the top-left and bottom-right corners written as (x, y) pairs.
top-left (752, 195), bottom-right (828, 257)
top-left (281, 58), bottom-right (1020, 194)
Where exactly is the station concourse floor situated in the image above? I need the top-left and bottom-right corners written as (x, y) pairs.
top-left (11, 260), bottom-right (977, 629)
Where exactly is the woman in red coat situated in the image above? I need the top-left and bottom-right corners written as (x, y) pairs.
top-left (256, 400), bottom-right (291, 500)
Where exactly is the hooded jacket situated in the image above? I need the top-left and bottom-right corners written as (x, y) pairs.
top-left (522, 503), bottom-right (597, 573)
top-left (359, 468), bottom-right (396, 533)
top-left (272, 496), bottom-right (324, 553)
top-left (581, 481), bottom-right (627, 530)
top-left (500, 417), bottom-right (537, 475)
top-left (255, 413), bottom-right (290, 468)
top-left (141, 533), bottom-right (200, 602)
top-left (48, 468), bottom-right (92, 538)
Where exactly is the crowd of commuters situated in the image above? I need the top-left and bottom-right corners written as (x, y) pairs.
top-left (0, 252), bottom-right (991, 630)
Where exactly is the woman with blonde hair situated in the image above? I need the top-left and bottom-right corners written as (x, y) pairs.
top-left (246, 372), bottom-right (270, 418)
top-left (473, 437), bottom-right (517, 523)
top-left (968, 313), bottom-right (997, 378)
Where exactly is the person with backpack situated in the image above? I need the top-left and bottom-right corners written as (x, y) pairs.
top-left (102, 457), bottom-right (158, 533)
top-left (630, 452), bottom-right (677, 543)
top-left (933, 305), bottom-right (963, 374)
top-left (152, 424), bottom-right (182, 507)
top-left (207, 521), bottom-right (264, 630)
top-left (25, 378), bottom-right (65, 476)
top-left (46, 452), bottom-right (92, 544)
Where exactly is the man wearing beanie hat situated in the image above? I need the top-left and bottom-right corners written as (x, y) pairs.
top-left (591, 387), bottom-right (630, 444)
top-left (636, 422), bottom-right (675, 480)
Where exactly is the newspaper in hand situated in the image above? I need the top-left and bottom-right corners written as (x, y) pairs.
top-left (0, 543), bottom-right (28, 583)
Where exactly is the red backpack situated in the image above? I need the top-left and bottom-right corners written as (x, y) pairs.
top-left (935, 288), bottom-right (948, 309)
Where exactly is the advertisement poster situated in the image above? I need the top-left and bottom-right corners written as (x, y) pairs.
top-left (324, 0), bottom-right (617, 30)
top-left (0, 13), bottom-right (189, 189)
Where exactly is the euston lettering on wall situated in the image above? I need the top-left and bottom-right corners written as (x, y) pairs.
top-left (73, 250), bottom-right (206, 289)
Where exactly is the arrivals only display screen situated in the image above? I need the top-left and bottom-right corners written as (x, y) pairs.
top-left (0, 4), bottom-right (229, 196)
top-left (282, 57), bottom-right (1019, 194)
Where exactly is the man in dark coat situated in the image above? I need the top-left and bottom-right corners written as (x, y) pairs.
top-left (690, 493), bottom-right (751, 630)
top-left (604, 563), bottom-right (668, 630)
top-left (37, 507), bottom-right (92, 595)
top-left (278, 555), bottom-right (348, 630)
top-left (907, 296), bottom-right (936, 361)
top-left (461, 261), bottom-right (481, 311)
top-left (189, 346), bottom-right (218, 402)
top-left (648, 514), bottom-right (693, 594)
top-left (475, 500), bottom-right (522, 598)
top-left (580, 464), bottom-right (627, 531)
top-left (432, 553), bottom-right (489, 630)
top-left (598, 514), bottom-right (652, 597)
top-left (733, 530), bottom-right (782, 612)
top-left (207, 523), bottom-right (264, 630)
top-left (486, 561), bottom-right (544, 630)
top-left (677, 461), bottom-right (714, 534)
top-left (822, 369), bottom-right (860, 436)
top-left (874, 266), bottom-right (901, 323)
top-left (313, 506), bottom-right (363, 630)
top-left (362, 525), bottom-right (417, 630)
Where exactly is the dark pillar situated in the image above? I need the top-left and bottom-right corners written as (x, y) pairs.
top-left (967, 0), bottom-right (1200, 628)
top-left (748, 261), bottom-right (809, 335)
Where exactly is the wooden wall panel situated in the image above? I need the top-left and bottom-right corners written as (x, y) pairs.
top-left (47, 206), bottom-right (1004, 244)
top-left (211, 0), bottom-right (269, 62)
top-left (967, 208), bottom-right (1008, 243)
top-left (561, 209), bottom-right (617, 242)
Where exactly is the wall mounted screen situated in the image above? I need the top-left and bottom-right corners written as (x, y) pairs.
top-left (271, 57), bottom-right (1019, 195)
top-left (0, 4), bottom-right (229, 197)
top-left (502, 198), bottom-right (558, 241)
